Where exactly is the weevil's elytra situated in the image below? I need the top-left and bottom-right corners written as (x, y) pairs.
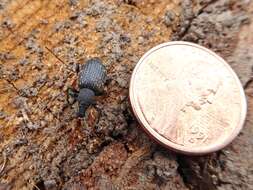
top-left (79, 58), bottom-right (107, 95)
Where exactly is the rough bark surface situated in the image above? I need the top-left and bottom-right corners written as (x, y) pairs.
top-left (0, 0), bottom-right (252, 189)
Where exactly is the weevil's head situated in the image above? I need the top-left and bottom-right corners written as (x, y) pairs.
top-left (77, 88), bottom-right (95, 117)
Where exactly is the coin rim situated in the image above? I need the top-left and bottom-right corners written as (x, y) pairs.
top-left (129, 41), bottom-right (247, 155)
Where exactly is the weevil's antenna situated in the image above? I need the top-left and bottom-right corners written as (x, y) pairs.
top-left (45, 46), bottom-right (75, 73)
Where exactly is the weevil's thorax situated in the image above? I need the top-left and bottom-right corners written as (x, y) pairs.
top-left (77, 88), bottom-right (95, 105)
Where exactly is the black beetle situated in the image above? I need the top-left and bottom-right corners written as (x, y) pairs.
top-left (68, 58), bottom-right (107, 117)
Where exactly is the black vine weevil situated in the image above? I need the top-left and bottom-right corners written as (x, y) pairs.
top-left (68, 58), bottom-right (107, 117)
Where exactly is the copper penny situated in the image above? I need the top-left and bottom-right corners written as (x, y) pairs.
top-left (129, 41), bottom-right (247, 155)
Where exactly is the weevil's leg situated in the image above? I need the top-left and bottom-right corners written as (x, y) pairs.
top-left (75, 62), bottom-right (81, 74)
top-left (104, 75), bottom-right (111, 86)
top-left (67, 87), bottom-right (79, 105)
